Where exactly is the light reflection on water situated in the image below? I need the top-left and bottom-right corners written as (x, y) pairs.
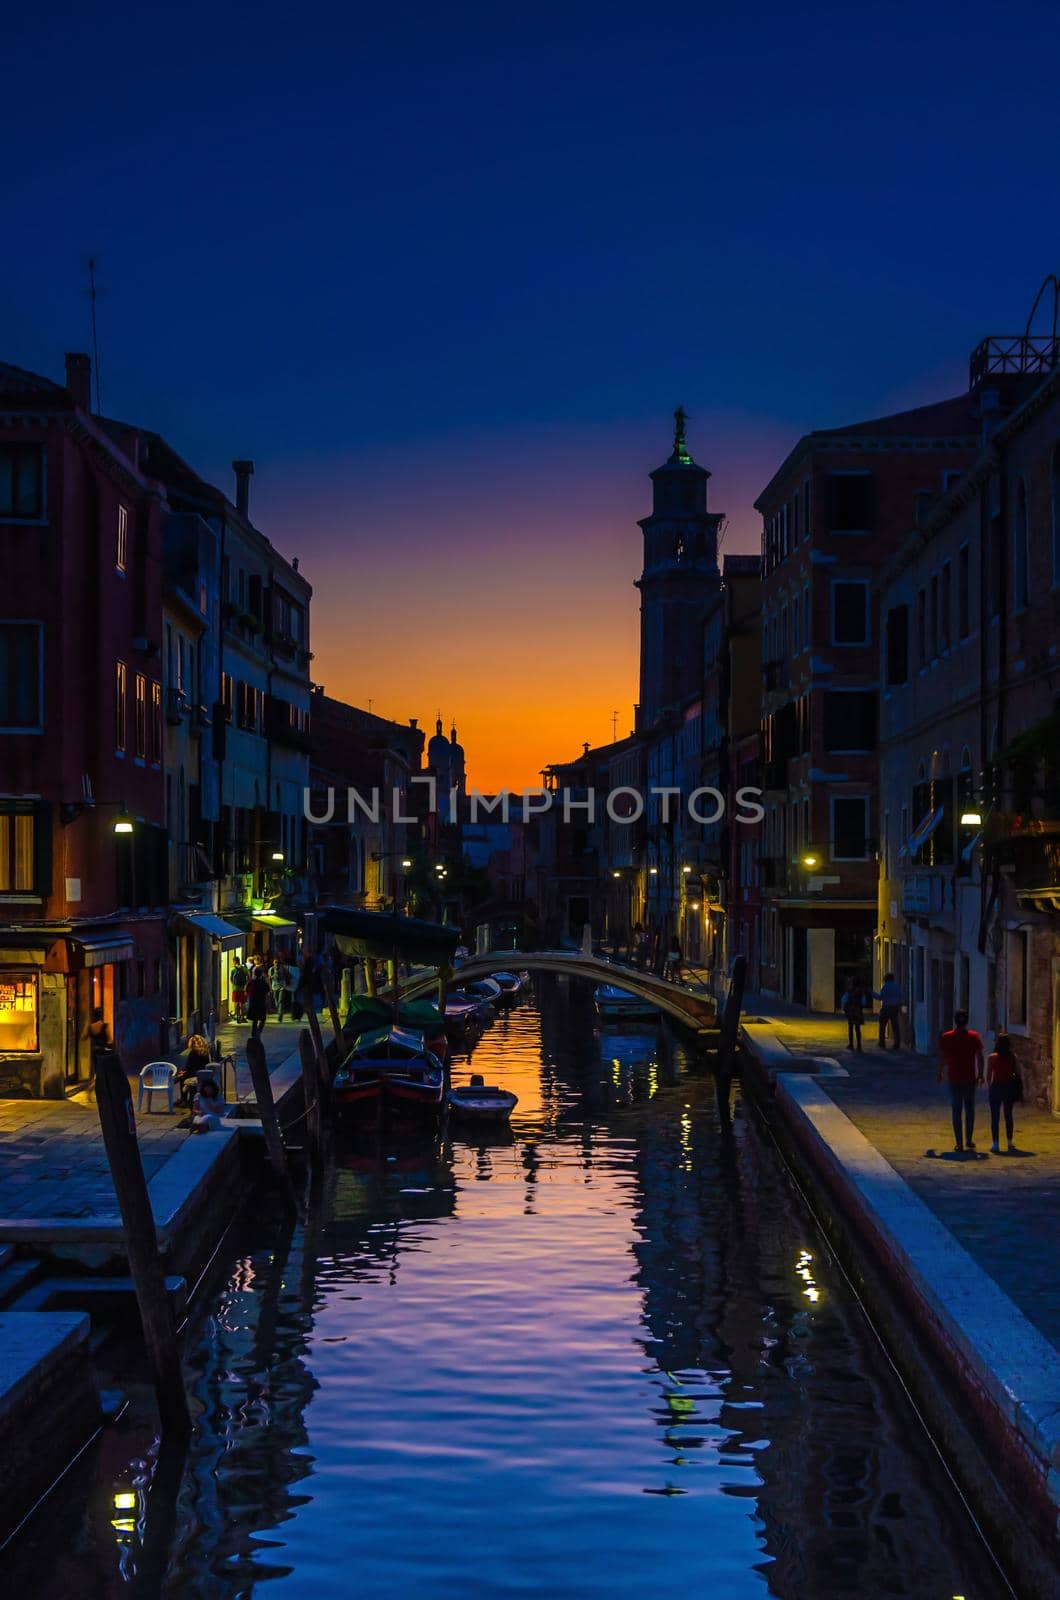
top-left (4, 978), bottom-right (1008, 1598)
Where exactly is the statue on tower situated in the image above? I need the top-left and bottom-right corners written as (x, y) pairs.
top-left (670, 405), bottom-right (692, 465)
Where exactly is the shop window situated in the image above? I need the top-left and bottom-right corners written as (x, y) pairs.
top-left (0, 969), bottom-right (38, 1051)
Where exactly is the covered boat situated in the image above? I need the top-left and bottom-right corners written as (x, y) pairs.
top-left (332, 1025), bottom-right (445, 1119)
top-left (447, 1074), bottom-right (518, 1121)
top-left (594, 983), bottom-right (660, 1022)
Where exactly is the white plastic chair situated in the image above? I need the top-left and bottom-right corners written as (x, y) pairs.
top-left (138, 1062), bottom-right (177, 1113)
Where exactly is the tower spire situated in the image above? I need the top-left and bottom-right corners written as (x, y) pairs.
top-left (670, 405), bottom-right (692, 465)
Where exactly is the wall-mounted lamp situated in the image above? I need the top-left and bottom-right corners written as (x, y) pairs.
top-left (271, 851), bottom-right (285, 862)
top-left (648, 866), bottom-right (658, 876)
top-left (960, 810), bottom-right (982, 827)
top-left (801, 852), bottom-right (820, 870)
top-left (113, 812), bottom-right (134, 835)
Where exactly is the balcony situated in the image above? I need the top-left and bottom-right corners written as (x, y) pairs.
top-left (969, 333), bottom-right (1060, 387)
top-left (998, 829), bottom-right (1060, 913)
top-left (264, 694), bottom-right (311, 752)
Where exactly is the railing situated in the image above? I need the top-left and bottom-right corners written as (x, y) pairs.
top-left (998, 831), bottom-right (1060, 899)
top-left (969, 334), bottom-right (1060, 387)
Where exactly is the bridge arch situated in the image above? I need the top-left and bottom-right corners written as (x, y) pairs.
top-left (401, 950), bottom-right (719, 1036)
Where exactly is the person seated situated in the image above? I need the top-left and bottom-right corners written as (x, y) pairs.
top-left (177, 1033), bottom-right (213, 1105)
top-left (189, 1076), bottom-right (227, 1133)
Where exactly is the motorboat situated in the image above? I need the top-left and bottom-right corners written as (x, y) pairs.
top-left (490, 971), bottom-right (526, 1003)
top-left (343, 994), bottom-right (450, 1065)
top-left (447, 1073), bottom-right (518, 1121)
top-left (594, 983), bottom-right (660, 1023)
top-left (464, 978), bottom-right (504, 1005)
top-left (332, 1026), bottom-right (445, 1120)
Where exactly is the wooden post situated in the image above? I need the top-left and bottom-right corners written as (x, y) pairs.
top-left (320, 966), bottom-right (343, 1046)
top-left (94, 1052), bottom-right (191, 1438)
top-left (299, 1029), bottom-right (323, 1166)
top-left (717, 954), bottom-right (747, 1077)
top-left (364, 959), bottom-right (377, 997)
top-left (391, 945), bottom-right (402, 1009)
top-left (436, 960), bottom-right (451, 1016)
top-left (304, 996), bottom-right (331, 1090)
top-left (245, 1035), bottom-right (299, 1216)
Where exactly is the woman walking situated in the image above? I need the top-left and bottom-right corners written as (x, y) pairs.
top-left (987, 1032), bottom-right (1020, 1154)
top-left (840, 981), bottom-right (867, 1052)
top-left (246, 960), bottom-right (270, 1039)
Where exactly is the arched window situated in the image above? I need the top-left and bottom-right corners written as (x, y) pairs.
top-left (1014, 478), bottom-right (1029, 610)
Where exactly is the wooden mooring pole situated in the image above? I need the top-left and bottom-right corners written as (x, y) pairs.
top-left (245, 1035), bottom-right (300, 1216)
top-left (716, 955), bottom-right (747, 1080)
top-left (298, 1028), bottom-right (324, 1169)
top-left (94, 1051), bottom-right (191, 1439)
top-left (320, 966), bottom-right (343, 1047)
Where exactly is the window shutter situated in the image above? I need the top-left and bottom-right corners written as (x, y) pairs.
top-left (33, 801), bottom-right (52, 897)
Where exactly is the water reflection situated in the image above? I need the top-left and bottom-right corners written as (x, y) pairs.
top-left (2, 978), bottom-right (1008, 1599)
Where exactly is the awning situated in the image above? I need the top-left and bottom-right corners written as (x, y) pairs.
top-left (252, 912), bottom-right (297, 932)
top-left (321, 907), bottom-right (460, 964)
top-left (175, 912), bottom-right (245, 951)
top-left (900, 806), bottom-right (945, 857)
top-left (67, 933), bottom-right (135, 968)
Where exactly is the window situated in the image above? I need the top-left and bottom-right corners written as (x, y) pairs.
top-left (940, 562), bottom-right (951, 653)
top-left (917, 588), bottom-right (927, 665)
top-left (989, 510), bottom-right (1004, 618)
top-left (791, 492), bottom-right (799, 545)
top-left (832, 796), bottom-right (869, 860)
top-left (176, 633), bottom-right (186, 695)
top-left (803, 478), bottom-right (813, 540)
top-left (134, 673), bottom-right (147, 759)
top-left (831, 580), bottom-right (869, 645)
top-left (116, 504), bottom-right (128, 573)
top-left (115, 660), bottom-right (127, 751)
top-left (150, 681), bottom-right (162, 764)
top-left (222, 672), bottom-right (234, 722)
top-left (1013, 480), bottom-right (1029, 612)
top-left (0, 970), bottom-right (38, 1051)
top-left (803, 585), bottom-right (810, 651)
top-left (792, 597), bottom-right (800, 655)
top-left (886, 604), bottom-right (909, 684)
top-left (0, 622), bottom-right (42, 729)
top-left (0, 807), bottom-right (34, 893)
top-left (958, 543), bottom-right (971, 639)
top-left (236, 681), bottom-right (259, 732)
top-left (0, 444), bottom-right (44, 519)
top-left (829, 472), bottom-right (874, 532)
top-left (1052, 444), bottom-right (1060, 587)
top-left (1006, 929), bottom-right (1029, 1028)
top-left (823, 690), bottom-right (877, 751)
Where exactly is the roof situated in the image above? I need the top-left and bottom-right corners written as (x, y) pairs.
top-left (755, 392), bottom-right (980, 510)
top-left (0, 360), bottom-right (71, 408)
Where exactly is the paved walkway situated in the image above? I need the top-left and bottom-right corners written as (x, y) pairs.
top-left (0, 1018), bottom-right (309, 1234)
top-left (742, 995), bottom-right (1060, 1354)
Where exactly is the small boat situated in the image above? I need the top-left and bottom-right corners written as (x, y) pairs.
top-left (464, 978), bottom-right (504, 1005)
top-left (332, 1026), bottom-right (445, 1120)
top-left (490, 971), bottom-right (525, 1003)
top-left (594, 983), bottom-right (660, 1022)
top-left (447, 1074), bottom-right (518, 1121)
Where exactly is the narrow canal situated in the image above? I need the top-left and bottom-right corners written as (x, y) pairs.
top-left (7, 980), bottom-right (1010, 1598)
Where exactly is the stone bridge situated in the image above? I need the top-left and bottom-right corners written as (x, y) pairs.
top-left (401, 951), bottom-right (720, 1039)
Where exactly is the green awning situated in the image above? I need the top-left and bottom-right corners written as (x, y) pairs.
top-left (322, 907), bottom-right (459, 964)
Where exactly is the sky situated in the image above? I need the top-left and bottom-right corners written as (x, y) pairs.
top-left (4, 1), bottom-right (1059, 788)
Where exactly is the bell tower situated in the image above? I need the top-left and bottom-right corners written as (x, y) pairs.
top-left (635, 408), bottom-right (722, 729)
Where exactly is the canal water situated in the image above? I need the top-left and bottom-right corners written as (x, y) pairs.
top-left (6, 979), bottom-right (1010, 1598)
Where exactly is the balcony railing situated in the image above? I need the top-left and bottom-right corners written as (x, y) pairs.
top-left (969, 334), bottom-right (1060, 387)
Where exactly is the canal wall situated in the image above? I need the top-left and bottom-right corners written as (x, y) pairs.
top-left (0, 1312), bottom-right (100, 1545)
top-left (739, 1029), bottom-right (1060, 1600)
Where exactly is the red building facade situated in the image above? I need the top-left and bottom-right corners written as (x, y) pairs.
top-left (1, 355), bottom-right (168, 1094)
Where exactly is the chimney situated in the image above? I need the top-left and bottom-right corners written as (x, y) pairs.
top-left (232, 459), bottom-right (254, 517)
top-left (409, 717), bottom-right (418, 729)
top-left (65, 353), bottom-right (92, 411)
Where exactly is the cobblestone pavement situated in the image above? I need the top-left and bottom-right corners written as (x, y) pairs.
top-left (0, 1018), bottom-right (308, 1229)
top-left (742, 994), bottom-right (1060, 1353)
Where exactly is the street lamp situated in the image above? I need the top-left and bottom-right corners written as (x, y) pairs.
top-left (801, 852), bottom-right (820, 870)
top-left (681, 864), bottom-right (692, 875)
top-left (113, 811), bottom-right (134, 835)
top-left (271, 850), bottom-right (285, 863)
top-left (648, 866), bottom-right (658, 876)
top-left (960, 810), bottom-right (982, 827)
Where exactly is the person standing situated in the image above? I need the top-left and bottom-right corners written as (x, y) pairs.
top-left (230, 957), bottom-right (250, 1023)
top-left (840, 981), bottom-right (867, 1051)
top-left (874, 972), bottom-right (902, 1050)
top-left (246, 960), bottom-right (270, 1039)
top-left (269, 955), bottom-right (293, 1023)
top-left (937, 1009), bottom-right (985, 1152)
top-left (987, 1032), bottom-right (1020, 1154)
top-left (665, 936), bottom-right (683, 984)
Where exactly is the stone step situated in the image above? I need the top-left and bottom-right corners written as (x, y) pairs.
top-left (0, 1258), bottom-right (43, 1310)
top-left (8, 1274), bottom-right (187, 1323)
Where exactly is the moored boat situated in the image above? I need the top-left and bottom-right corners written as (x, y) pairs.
top-left (594, 983), bottom-right (660, 1023)
top-left (332, 1025), bottom-right (445, 1120)
top-left (446, 1073), bottom-right (518, 1121)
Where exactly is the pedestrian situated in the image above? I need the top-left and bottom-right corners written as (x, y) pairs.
top-left (85, 1007), bottom-right (111, 1065)
top-left (230, 957), bottom-right (250, 1023)
top-left (632, 923), bottom-right (648, 970)
top-left (665, 936), bottom-right (683, 983)
top-left (840, 981), bottom-right (867, 1051)
top-left (189, 1076), bottom-right (227, 1134)
top-left (296, 953), bottom-right (317, 1019)
top-left (987, 1032), bottom-right (1021, 1154)
top-left (246, 962), bottom-right (270, 1038)
top-left (269, 955), bottom-right (293, 1022)
top-left (937, 1009), bottom-right (985, 1153)
top-left (874, 971), bottom-right (902, 1050)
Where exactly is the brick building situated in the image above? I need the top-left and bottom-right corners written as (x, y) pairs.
top-left (0, 355), bottom-right (168, 1093)
top-left (754, 393), bottom-right (979, 1009)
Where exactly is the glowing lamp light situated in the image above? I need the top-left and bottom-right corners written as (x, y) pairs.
top-left (681, 864), bottom-right (692, 875)
top-left (648, 866), bottom-right (658, 876)
top-left (689, 901), bottom-right (700, 911)
top-left (401, 857), bottom-right (412, 868)
top-left (271, 851), bottom-right (285, 862)
top-left (612, 870), bottom-right (621, 879)
top-left (801, 853), bottom-right (820, 870)
top-left (113, 813), bottom-right (134, 835)
top-left (113, 1491), bottom-right (136, 1510)
top-left (960, 810), bottom-right (982, 827)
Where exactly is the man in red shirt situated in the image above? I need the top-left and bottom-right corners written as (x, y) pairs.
top-left (937, 1010), bottom-right (985, 1152)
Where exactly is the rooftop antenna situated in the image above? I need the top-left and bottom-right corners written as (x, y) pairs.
top-left (1023, 272), bottom-right (1060, 342)
top-left (611, 710), bottom-right (619, 741)
top-left (85, 256), bottom-right (103, 412)
top-left (367, 698), bottom-right (373, 715)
